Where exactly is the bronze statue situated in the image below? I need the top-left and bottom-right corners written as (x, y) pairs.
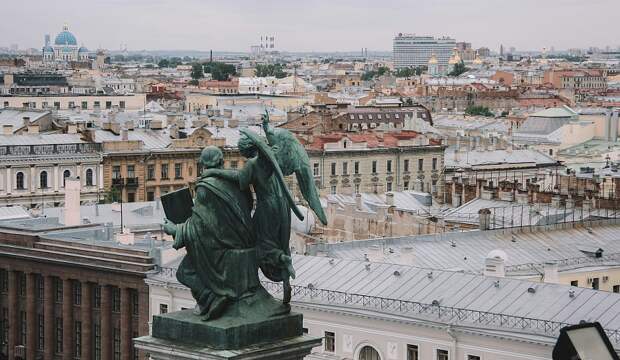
top-left (163, 114), bottom-right (327, 322)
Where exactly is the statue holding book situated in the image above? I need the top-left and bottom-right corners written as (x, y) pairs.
top-left (162, 113), bottom-right (327, 323)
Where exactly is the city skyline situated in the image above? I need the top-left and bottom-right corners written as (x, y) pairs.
top-left (3, 0), bottom-right (618, 53)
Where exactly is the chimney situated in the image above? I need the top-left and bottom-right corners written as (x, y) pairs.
top-left (499, 190), bottom-right (515, 202)
top-left (484, 251), bottom-right (506, 277)
top-left (67, 124), bottom-right (78, 134)
top-left (399, 246), bottom-right (414, 265)
top-left (28, 124), bottom-right (39, 134)
top-left (479, 208), bottom-right (492, 230)
top-left (121, 128), bottom-right (129, 141)
top-left (481, 188), bottom-right (493, 200)
top-left (551, 195), bottom-right (562, 208)
top-left (386, 192), bottom-right (395, 206)
top-left (64, 177), bottom-right (81, 226)
top-left (565, 197), bottom-right (575, 209)
top-left (582, 198), bottom-right (592, 212)
top-left (543, 261), bottom-right (559, 283)
top-left (3, 73), bottom-right (14, 86)
top-left (515, 192), bottom-right (529, 204)
top-left (3, 125), bottom-right (13, 135)
top-left (228, 118), bottom-right (239, 128)
top-left (22, 116), bottom-right (30, 128)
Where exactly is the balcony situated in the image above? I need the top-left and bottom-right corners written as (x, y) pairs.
top-left (112, 178), bottom-right (123, 187)
top-left (125, 177), bottom-right (139, 188)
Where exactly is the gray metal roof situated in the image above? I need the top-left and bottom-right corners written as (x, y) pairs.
top-left (94, 129), bottom-right (171, 150)
top-left (0, 133), bottom-right (85, 146)
top-left (152, 254), bottom-right (620, 344)
top-left (309, 221), bottom-right (620, 274)
top-left (445, 148), bottom-right (557, 168)
top-left (43, 201), bottom-right (166, 229)
top-left (0, 109), bottom-right (50, 131)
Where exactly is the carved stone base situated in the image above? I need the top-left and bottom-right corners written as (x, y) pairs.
top-left (134, 334), bottom-right (322, 360)
top-left (151, 309), bottom-right (303, 350)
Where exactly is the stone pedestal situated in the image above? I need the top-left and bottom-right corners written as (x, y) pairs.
top-left (135, 310), bottom-right (321, 360)
top-left (134, 334), bottom-right (321, 360)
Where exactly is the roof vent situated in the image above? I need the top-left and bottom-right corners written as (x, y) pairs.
top-left (364, 254), bottom-right (369, 262)
top-left (431, 299), bottom-right (440, 306)
top-left (450, 240), bottom-right (456, 248)
top-left (569, 289), bottom-right (575, 298)
top-left (328, 259), bottom-right (335, 265)
top-left (587, 227), bottom-right (593, 234)
top-left (365, 264), bottom-right (371, 271)
top-left (427, 271), bottom-right (433, 279)
top-left (393, 270), bottom-right (401, 276)
top-left (527, 287), bottom-right (536, 294)
top-left (493, 280), bottom-right (500, 288)
top-left (307, 283), bottom-right (315, 290)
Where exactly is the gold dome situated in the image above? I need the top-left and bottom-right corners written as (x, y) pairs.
top-left (448, 47), bottom-right (461, 65)
top-left (428, 53), bottom-right (438, 65)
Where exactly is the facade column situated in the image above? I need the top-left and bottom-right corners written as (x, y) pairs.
top-left (53, 166), bottom-right (59, 192)
top-left (100, 285), bottom-right (112, 360)
top-left (43, 275), bottom-right (54, 360)
top-left (6, 166), bottom-right (11, 194)
top-left (120, 287), bottom-right (131, 360)
top-left (7, 270), bottom-right (17, 360)
top-left (26, 273), bottom-right (37, 360)
top-left (62, 279), bottom-right (73, 360)
top-left (80, 282), bottom-right (92, 360)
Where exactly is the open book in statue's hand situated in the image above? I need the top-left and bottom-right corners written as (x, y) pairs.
top-left (160, 187), bottom-right (193, 224)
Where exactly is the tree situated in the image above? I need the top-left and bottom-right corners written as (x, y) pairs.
top-left (101, 187), bottom-right (120, 204)
top-left (204, 62), bottom-right (237, 81)
top-left (191, 63), bottom-right (204, 80)
top-left (255, 64), bottom-right (287, 78)
top-left (465, 105), bottom-right (494, 117)
top-left (158, 59), bottom-right (169, 68)
top-left (448, 61), bottom-right (468, 77)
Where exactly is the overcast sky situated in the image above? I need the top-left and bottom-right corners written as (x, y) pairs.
top-left (3, 0), bottom-right (618, 53)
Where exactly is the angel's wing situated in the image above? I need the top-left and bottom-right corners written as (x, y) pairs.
top-left (271, 130), bottom-right (328, 225)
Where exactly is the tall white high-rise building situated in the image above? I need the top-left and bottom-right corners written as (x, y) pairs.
top-left (393, 33), bottom-right (456, 69)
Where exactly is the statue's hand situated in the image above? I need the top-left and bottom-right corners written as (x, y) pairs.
top-left (163, 219), bottom-right (177, 237)
top-left (280, 254), bottom-right (296, 279)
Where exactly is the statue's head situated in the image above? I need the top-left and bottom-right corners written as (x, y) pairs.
top-left (238, 134), bottom-right (257, 159)
top-left (200, 146), bottom-right (224, 169)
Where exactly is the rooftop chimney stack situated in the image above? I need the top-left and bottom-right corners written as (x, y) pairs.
top-left (543, 261), bottom-right (559, 283)
top-left (64, 177), bottom-right (81, 226)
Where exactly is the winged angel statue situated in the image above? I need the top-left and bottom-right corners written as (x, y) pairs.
top-left (204, 112), bottom-right (327, 302)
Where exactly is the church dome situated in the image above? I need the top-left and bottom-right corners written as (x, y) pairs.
top-left (78, 46), bottom-right (89, 53)
top-left (54, 25), bottom-right (77, 46)
top-left (43, 45), bottom-right (54, 52)
top-left (428, 53), bottom-right (438, 65)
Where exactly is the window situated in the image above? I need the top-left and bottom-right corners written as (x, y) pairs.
top-left (342, 162), bottom-right (348, 175)
top-left (1, 308), bottom-right (7, 349)
top-left (161, 164), bottom-right (169, 179)
top-left (93, 285), bottom-right (101, 309)
top-left (63, 169), bottom-right (71, 186)
top-left (127, 192), bottom-right (135, 203)
top-left (40, 171), bottom-right (48, 189)
top-left (159, 303), bottom-right (168, 314)
top-left (467, 355), bottom-right (481, 360)
top-left (614, 285), bottom-right (620, 293)
top-left (38, 314), bottom-right (44, 350)
top-left (36, 275), bottom-right (44, 300)
top-left (324, 331), bottom-right (335, 352)
top-left (86, 169), bottom-right (93, 186)
top-left (313, 163), bottom-right (320, 177)
top-left (331, 162), bottom-right (336, 176)
top-left (55, 317), bottom-right (63, 354)
top-left (0, 270), bottom-right (6, 293)
top-left (112, 287), bottom-right (120, 313)
top-left (571, 280), bottom-right (578, 287)
top-left (127, 165), bottom-right (135, 178)
top-left (592, 277), bottom-right (600, 290)
top-left (105, 101), bottom-right (112, 110)
top-left (54, 277), bottom-right (63, 303)
top-left (68, 101), bottom-right (75, 109)
top-left (407, 344), bottom-right (418, 360)
top-left (20, 311), bottom-right (26, 345)
top-left (330, 185), bottom-right (336, 195)
top-left (147, 191), bottom-right (155, 201)
top-left (404, 181), bottom-right (409, 190)
top-left (147, 164), bottom-right (155, 180)
top-left (387, 160), bottom-right (392, 173)
top-left (75, 320), bottom-right (82, 357)
top-left (387, 182), bottom-right (392, 192)
top-left (81, 101), bottom-right (88, 110)
top-left (437, 349), bottom-right (449, 360)
top-left (175, 163), bottom-right (182, 179)
top-left (113, 327), bottom-right (121, 360)
top-left (131, 290), bottom-right (139, 316)
top-left (94, 323), bottom-right (101, 360)
top-left (54, 102), bottom-right (61, 109)
top-left (230, 161), bottom-right (238, 169)
top-left (359, 346), bottom-right (381, 360)
top-left (404, 159), bottom-right (410, 172)
top-left (119, 101), bottom-right (126, 109)
top-left (418, 159), bottom-right (424, 171)
top-left (354, 161), bottom-right (360, 174)
top-left (112, 166), bottom-right (121, 180)
top-left (16, 171), bottom-right (25, 190)
top-left (73, 281), bottom-right (82, 305)
top-left (372, 161), bottom-right (377, 173)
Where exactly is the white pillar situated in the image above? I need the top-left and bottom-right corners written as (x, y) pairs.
top-left (6, 167), bottom-right (11, 194)
top-left (30, 166), bottom-right (36, 193)
top-left (64, 177), bottom-right (81, 226)
top-left (53, 166), bottom-right (59, 192)
top-left (76, 164), bottom-right (82, 185)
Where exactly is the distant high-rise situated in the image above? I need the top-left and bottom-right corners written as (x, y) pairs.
top-left (393, 33), bottom-right (456, 69)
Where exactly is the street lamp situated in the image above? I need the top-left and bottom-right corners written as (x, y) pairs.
top-left (553, 322), bottom-right (619, 360)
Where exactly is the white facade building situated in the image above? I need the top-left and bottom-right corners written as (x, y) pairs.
top-left (42, 24), bottom-right (90, 62)
top-left (393, 34), bottom-right (456, 69)
top-left (146, 254), bottom-right (620, 360)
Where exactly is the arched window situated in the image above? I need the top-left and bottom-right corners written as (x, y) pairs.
top-left (359, 346), bottom-right (381, 360)
top-left (63, 170), bottom-right (71, 187)
top-left (86, 169), bottom-right (93, 186)
top-left (16, 172), bottom-right (25, 190)
top-left (40, 171), bottom-right (48, 189)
